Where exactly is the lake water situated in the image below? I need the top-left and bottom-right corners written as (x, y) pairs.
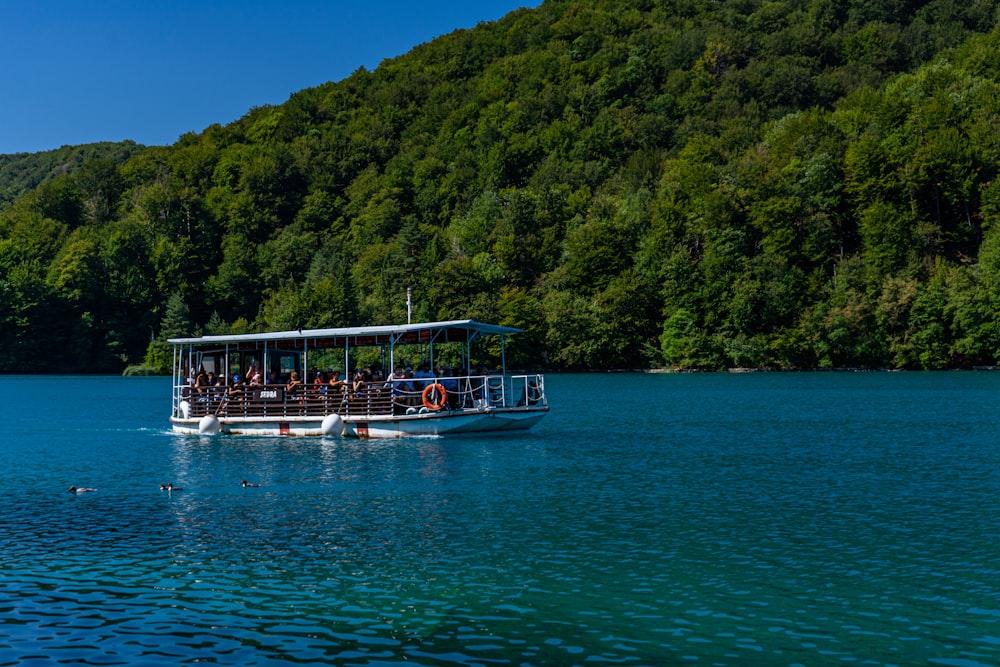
top-left (2, 372), bottom-right (1000, 666)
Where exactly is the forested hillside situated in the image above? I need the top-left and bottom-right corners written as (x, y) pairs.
top-left (3, 0), bottom-right (1000, 373)
top-left (0, 141), bottom-right (145, 209)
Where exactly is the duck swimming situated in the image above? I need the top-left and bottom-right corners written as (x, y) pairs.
top-left (68, 486), bottom-right (96, 493)
top-left (241, 480), bottom-right (260, 487)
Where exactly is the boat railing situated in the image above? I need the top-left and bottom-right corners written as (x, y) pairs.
top-left (174, 373), bottom-right (546, 420)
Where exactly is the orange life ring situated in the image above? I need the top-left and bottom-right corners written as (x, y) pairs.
top-left (422, 383), bottom-right (447, 411)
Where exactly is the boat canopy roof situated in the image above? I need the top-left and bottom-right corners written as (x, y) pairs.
top-left (168, 319), bottom-right (522, 349)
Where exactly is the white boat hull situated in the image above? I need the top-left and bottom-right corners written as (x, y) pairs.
top-left (170, 406), bottom-right (547, 438)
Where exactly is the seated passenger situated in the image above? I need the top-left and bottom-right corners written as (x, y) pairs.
top-left (328, 370), bottom-right (347, 396)
top-left (367, 369), bottom-right (384, 397)
top-left (386, 366), bottom-right (408, 411)
top-left (216, 375), bottom-right (242, 414)
top-left (384, 366), bottom-right (399, 388)
top-left (352, 368), bottom-right (367, 396)
top-left (211, 373), bottom-right (225, 403)
top-left (413, 363), bottom-right (434, 391)
top-left (194, 367), bottom-right (210, 398)
top-left (286, 371), bottom-right (303, 397)
top-left (402, 367), bottom-right (419, 405)
top-left (527, 377), bottom-right (542, 405)
top-left (439, 366), bottom-right (459, 409)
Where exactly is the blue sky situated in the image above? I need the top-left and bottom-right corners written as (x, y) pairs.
top-left (0, 1), bottom-right (539, 155)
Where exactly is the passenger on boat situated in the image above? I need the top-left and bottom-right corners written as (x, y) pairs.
top-left (386, 366), bottom-right (408, 412)
top-left (412, 363), bottom-right (434, 392)
top-left (368, 369), bottom-right (383, 398)
top-left (211, 374), bottom-right (226, 403)
top-left (352, 368), bottom-right (367, 396)
top-left (325, 370), bottom-right (343, 394)
top-left (195, 369), bottom-right (213, 406)
top-left (527, 377), bottom-right (542, 405)
top-left (385, 366), bottom-right (403, 387)
top-left (217, 375), bottom-right (243, 413)
top-left (194, 367), bottom-right (210, 399)
top-left (314, 370), bottom-right (328, 396)
top-left (245, 360), bottom-right (261, 384)
top-left (286, 371), bottom-right (303, 397)
top-left (405, 367), bottom-right (421, 406)
top-left (439, 366), bottom-right (459, 409)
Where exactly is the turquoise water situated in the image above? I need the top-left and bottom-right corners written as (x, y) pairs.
top-left (2, 372), bottom-right (1000, 666)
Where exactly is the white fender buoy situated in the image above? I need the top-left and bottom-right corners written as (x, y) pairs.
top-left (321, 414), bottom-right (343, 436)
top-left (179, 400), bottom-right (190, 419)
top-left (198, 414), bottom-right (221, 434)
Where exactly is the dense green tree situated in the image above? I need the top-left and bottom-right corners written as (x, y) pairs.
top-left (143, 292), bottom-right (195, 372)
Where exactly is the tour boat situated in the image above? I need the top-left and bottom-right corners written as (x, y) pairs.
top-left (169, 320), bottom-right (548, 438)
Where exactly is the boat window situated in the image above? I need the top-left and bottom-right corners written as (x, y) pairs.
top-left (273, 353), bottom-right (300, 380)
top-left (199, 355), bottom-right (223, 375)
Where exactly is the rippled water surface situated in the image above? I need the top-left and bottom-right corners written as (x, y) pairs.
top-left (3, 372), bottom-right (1000, 666)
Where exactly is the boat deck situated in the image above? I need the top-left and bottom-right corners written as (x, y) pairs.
top-left (178, 374), bottom-right (544, 421)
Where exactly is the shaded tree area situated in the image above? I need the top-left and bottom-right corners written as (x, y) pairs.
top-left (3, 0), bottom-right (1000, 372)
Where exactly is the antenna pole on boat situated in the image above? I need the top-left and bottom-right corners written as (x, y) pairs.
top-left (406, 286), bottom-right (412, 324)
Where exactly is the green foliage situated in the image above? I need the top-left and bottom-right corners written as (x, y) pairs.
top-left (3, 0), bottom-right (1000, 372)
top-left (122, 364), bottom-right (161, 376)
top-left (0, 141), bottom-right (144, 210)
top-left (143, 292), bottom-right (195, 373)
top-left (660, 308), bottom-right (705, 368)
